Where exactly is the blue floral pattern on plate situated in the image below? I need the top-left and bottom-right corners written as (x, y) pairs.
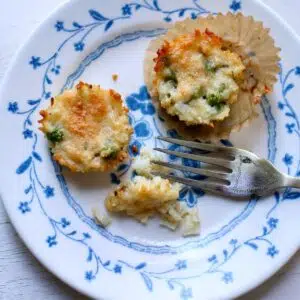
top-left (3, 0), bottom-right (300, 299)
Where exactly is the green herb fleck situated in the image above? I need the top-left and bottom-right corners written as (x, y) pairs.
top-left (218, 83), bottom-right (227, 93)
top-left (100, 144), bottom-right (119, 159)
top-left (205, 60), bottom-right (217, 73)
top-left (46, 129), bottom-right (64, 143)
top-left (191, 86), bottom-right (205, 100)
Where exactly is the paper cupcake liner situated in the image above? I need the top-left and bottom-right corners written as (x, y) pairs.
top-left (144, 13), bottom-right (280, 141)
top-left (155, 90), bottom-right (257, 142)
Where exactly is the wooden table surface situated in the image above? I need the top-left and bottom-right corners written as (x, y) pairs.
top-left (1, 0), bottom-right (300, 299)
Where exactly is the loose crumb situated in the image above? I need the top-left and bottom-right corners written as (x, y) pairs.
top-left (112, 74), bottom-right (118, 82)
top-left (92, 207), bottom-right (112, 227)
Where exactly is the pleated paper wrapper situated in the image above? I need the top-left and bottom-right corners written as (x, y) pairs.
top-left (144, 13), bottom-right (280, 141)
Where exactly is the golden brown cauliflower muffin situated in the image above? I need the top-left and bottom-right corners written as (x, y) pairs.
top-left (153, 29), bottom-right (245, 126)
top-left (39, 82), bottom-right (133, 172)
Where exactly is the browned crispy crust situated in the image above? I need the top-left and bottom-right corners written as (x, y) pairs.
top-left (39, 82), bottom-right (133, 172)
top-left (144, 13), bottom-right (280, 140)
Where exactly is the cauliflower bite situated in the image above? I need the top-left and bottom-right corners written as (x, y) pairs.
top-left (39, 82), bottom-right (133, 172)
top-left (153, 29), bottom-right (245, 126)
top-left (106, 146), bottom-right (201, 235)
top-left (105, 176), bottom-right (182, 224)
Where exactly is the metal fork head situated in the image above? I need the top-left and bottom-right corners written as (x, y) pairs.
top-left (152, 136), bottom-right (284, 198)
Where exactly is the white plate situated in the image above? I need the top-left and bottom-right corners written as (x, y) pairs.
top-left (1, 0), bottom-right (300, 299)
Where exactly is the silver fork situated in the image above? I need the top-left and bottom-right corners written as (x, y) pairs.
top-left (151, 136), bottom-right (300, 198)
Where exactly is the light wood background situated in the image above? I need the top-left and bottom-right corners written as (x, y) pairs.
top-left (1, 0), bottom-right (300, 299)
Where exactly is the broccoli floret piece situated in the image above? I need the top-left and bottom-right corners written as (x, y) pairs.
top-left (46, 129), bottom-right (64, 143)
top-left (207, 93), bottom-right (225, 110)
top-left (100, 144), bottom-right (120, 159)
top-left (207, 93), bottom-right (221, 105)
top-left (206, 84), bottom-right (228, 109)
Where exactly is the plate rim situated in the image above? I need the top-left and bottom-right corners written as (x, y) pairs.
top-left (0, 0), bottom-right (300, 298)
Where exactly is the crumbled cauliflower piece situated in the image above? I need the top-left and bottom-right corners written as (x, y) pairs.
top-left (181, 205), bottom-right (200, 236)
top-left (105, 146), bottom-right (201, 236)
top-left (92, 207), bottom-right (112, 227)
top-left (160, 220), bottom-right (178, 231)
top-left (105, 176), bottom-right (181, 224)
top-left (160, 202), bottom-right (200, 236)
top-left (132, 146), bottom-right (169, 178)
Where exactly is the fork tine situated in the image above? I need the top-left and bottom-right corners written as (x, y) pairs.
top-left (153, 148), bottom-right (233, 170)
top-left (151, 171), bottom-right (228, 192)
top-left (151, 160), bottom-right (230, 181)
top-left (157, 136), bottom-right (237, 155)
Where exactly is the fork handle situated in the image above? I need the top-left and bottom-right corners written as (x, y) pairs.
top-left (284, 175), bottom-right (300, 189)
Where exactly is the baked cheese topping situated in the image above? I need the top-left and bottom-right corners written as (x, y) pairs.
top-left (39, 82), bottom-right (133, 172)
top-left (153, 29), bottom-right (245, 125)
